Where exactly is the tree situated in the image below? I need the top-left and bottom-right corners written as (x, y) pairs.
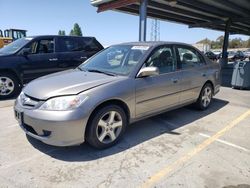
top-left (216, 35), bottom-right (224, 48)
top-left (197, 38), bottom-right (211, 45)
top-left (58, 30), bottom-right (66, 35)
top-left (69, 23), bottom-right (83, 36)
top-left (69, 29), bottom-right (74, 36)
top-left (247, 38), bottom-right (250, 48)
top-left (196, 36), bottom-right (249, 49)
top-left (229, 38), bottom-right (243, 48)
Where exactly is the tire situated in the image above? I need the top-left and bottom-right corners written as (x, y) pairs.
top-left (195, 83), bottom-right (213, 110)
top-left (86, 105), bottom-right (127, 149)
top-left (0, 72), bottom-right (21, 100)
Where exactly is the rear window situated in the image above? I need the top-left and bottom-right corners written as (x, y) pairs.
top-left (58, 37), bottom-right (102, 52)
top-left (82, 38), bottom-right (102, 51)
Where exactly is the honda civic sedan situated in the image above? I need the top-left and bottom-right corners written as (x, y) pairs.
top-left (14, 42), bottom-right (220, 149)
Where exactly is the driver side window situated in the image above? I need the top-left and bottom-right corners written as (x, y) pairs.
top-left (25, 38), bottom-right (54, 54)
top-left (145, 46), bottom-right (176, 74)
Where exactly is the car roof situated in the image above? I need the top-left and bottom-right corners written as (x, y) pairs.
top-left (26, 35), bottom-right (96, 39)
top-left (114, 41), bottom-right (196, 48)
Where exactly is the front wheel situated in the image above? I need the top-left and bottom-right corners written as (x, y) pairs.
top-left (195, 83), bottom-right (213, 110)
top-left (86, 105), bottom-right (127, 149)
top-left (0, 73), bottom-right (21, 100)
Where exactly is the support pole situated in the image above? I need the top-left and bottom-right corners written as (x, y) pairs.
top-left (139, 0), bottom-right (148, 41)
top-left (220, 19), bottom-right (231, 68)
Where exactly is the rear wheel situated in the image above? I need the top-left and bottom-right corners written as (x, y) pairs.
top-left (86, 105), bottom-right (127, 149)
top-left (195, 83), bottom-right (213, 110)
top-left (0, 73), bottom-right (21, 99)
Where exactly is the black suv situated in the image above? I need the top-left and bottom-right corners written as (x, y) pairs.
top-left (0, 35), bottom-right (103, 99)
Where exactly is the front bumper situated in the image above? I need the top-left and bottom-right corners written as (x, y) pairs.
top-left (14, 102), bottom-right (89, 146)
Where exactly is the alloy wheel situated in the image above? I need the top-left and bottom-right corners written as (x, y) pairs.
top-left (0, 77), bottom-right (15, 96)
top-left (96, 111), bottom-right (123, 144)
top-left (201, 86), bottom-right (212, 108)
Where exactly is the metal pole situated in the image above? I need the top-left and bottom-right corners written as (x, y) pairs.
top-left (139, 0), bottom-right (148, 41)
top-left (221, 19), bottom-right (231, 68)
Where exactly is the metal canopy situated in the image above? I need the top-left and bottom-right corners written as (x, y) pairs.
top-left (92, 0), bottom-right (250, 36)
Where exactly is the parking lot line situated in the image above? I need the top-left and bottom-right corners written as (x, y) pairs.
top-left (199, 133), bottom-right (249, 152)
top-left (140, 109), bottom-right (250, 188)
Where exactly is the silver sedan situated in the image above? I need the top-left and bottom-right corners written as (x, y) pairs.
top-left (14, 42), bottom-right (220, 149)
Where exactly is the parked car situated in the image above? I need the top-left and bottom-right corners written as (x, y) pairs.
top-left (0, 35), bottom-right (103, 99)
top-left (14, 42), bottom-right (220, 149)
top-left (228, 50), bottom-right (246, 61)
top-left (212, 50), bottom-right (222, 60)
top-left (243, 49), bottom-right (250, 58)
top-left (205, 51), bottom-right (217, 61)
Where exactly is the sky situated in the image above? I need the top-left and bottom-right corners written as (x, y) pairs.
top-left (0, 0), bottom-right (248, 46)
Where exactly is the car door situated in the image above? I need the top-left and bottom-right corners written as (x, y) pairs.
top-left (56, 37), bottom-right (103, 70)
top-left (56, 37), bottom-right (89, 70)
top-left (175, 45), bottom-right (208, 103)
top-left (135, 45), bottom-right (182, 117)
top-left (21, 37), bottom-right (58, 83)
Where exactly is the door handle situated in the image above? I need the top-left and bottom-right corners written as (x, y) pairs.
top-left (80, 56), bottom-right (87, 60)
top-left (49, 58), bottom-right (58, 62)
top-left (171, 78), bottom-right (178, 83)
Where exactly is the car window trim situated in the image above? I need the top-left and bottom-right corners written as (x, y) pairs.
top-left (135, 44), bottom-right (178, 78)
top-left (26, 37), bottom-right (55, 55)
top-left (174, 44), bottom-right (206, 71)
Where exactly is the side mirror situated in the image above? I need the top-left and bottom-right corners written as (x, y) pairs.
top-left (137, 67), bottom-right (159, 78)
top-left (21, 48), bottom-right (30, 56)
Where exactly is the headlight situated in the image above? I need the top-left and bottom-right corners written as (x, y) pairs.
top-left (39, 95), bottom-right (88, 111)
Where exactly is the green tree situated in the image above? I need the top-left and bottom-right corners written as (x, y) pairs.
top-left (215, 35), bottom-right (224, 48)
top-left (58, 30), bottom-right (66, 35)
top-left (247, 38), bottom-right (250, 48)
top-left (197, 38), bottom-right (211, 45)
top-left (196, 36), bottom-right (249, 49)
top-left (229, 38), bottom-right (243, 48)
top-left (69, 23), bottom-right (83, 36)
top-left (69, 29), bottom-right (74, 36)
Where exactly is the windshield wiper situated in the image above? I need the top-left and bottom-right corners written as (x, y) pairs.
top-left (77, 67), bottom-right (86, 71)
top-left (87, 69), bottom-right (116, 76)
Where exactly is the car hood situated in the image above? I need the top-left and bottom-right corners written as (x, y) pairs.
top-left (0, 53), bottom-right (14, 57)
top-left (23, 69), bottom-right (122, 100)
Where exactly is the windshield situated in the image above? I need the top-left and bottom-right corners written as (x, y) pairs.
top-left (228, 51), bottom-right (236, 56)
top-left (0, 37), bottom-right (32, 55)
top-left (79, 45), bottom-right (150, 76)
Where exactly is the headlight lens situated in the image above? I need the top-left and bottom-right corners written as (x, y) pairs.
top-left (39, 95), bottom-right (88, 111)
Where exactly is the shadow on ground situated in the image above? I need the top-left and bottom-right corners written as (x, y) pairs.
top-left (27, 98), bottom-right (229, 162)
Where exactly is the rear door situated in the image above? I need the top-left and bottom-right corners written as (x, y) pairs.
top-left (135, 45), bottom-right (182, 117)
top-left (21, 37), bottom-right (58, 83)
top-left (175, 45), bottom-right (208, 103)
top-left (56, 37), bottom-right (103, 70)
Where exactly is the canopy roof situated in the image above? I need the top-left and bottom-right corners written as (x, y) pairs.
top-left (91, 0), bottom-right (250, 35)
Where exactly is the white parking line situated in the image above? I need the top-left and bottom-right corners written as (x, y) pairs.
top-left (199, 133), bottom-right (249, 152)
